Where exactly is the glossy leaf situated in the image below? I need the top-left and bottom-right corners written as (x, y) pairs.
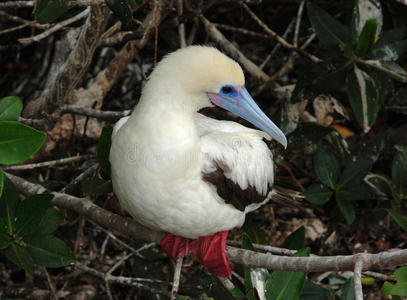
top-left (336, 193), bottom-right (356, 224)
top-left (301, 281), bottom-right (335, 300)
top-left (0, 96), bottom-right (22, 121)
top-left (0, 168), bottom-right (3, 198)
top-left (282, 226), bottom-right (305, 250)
top-left (34, 208), bottom-right (63, 236)
top-left (338, 158), bottom-right (373, 189)
top-left (354, 19), bottom-right (377, 58)
top-left (0, 121), bottom-right (46, 165)
top-left (347, 65), bottom-right (379, 132)
top-left (392, 145), bottom-right (407, 197)
top-left (0, 226), bottom-right (10, 249)
top-left (364, 173), bottom-right (392, 197)
top-left (356, 134), bottom-right (386, 163)
top-left (372, 29), bottom-right (407, 61)
top-left (250, 268), bottom-right (269, 300)
top-left (3, 243), bottom-right (34, 274)
top-left (314, 144), bottom-right (339, 188)
top-left (15, 194), bottom-right (54, 237)
top-left (341, 277), bottom-right (355, 300)
top-left (34, 0), bottom-right (69, 24)
top-left (361, 60), bottom-right (407, 83)
top-left (97, 125), bottom-right (113, 177)
top-left (381, 267), bottom-right (407, 296)
top-left (307, 2), bottom-right (351, 47)
top-left (242, 233), bottom-right (255, 299)
top-left (304, 183), bottom-right (333, 205)
top-left (0, 175), bottom-right (21, 234)
top-left (386, 209), bottom-right (407, 232)
top-left (105, 0), bottom-right (132, 23)
top-left (351, 0), bottom-right (382, 41)
top-left (24, 234), bottom-right (75, 268)
top-left (200, 274), bottom-right (235, 300)
top-left (265, 247), bottom-right (310, 300)
top-left (335, 184), bottom-right (373, 201)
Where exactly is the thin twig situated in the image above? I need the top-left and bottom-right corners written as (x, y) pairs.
top-left (42, 267), bottom-right (59, 300)
top-left (362, 271), bottom-right (397, 282)
top-left (3, 154), bottom-right (93, 171)
top-left (227, 240), bottom-right (297, 255)
top-left (240, 2), bottom-right (321, 63)
top-left (354, 258), bottom-right (364, 300)
top-left (0, 0), bottom-right (104, 8)
top-left (60, 164), bottom-right (99, 194)
top-left (177, 0), bottom-right (187, 48)
top-left (58, 105), bottom-right (132, 120)
top-left (171, 256), bottom-right (184, 300)
top-left (293, 0), bottom-right (306, 48)
top-left (18, 8), bottom-right (90, 45)
top-left (217, 276), bottom-right (235, 291)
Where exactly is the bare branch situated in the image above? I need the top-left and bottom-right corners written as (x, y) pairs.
top-left (177, 0), bottom-right (187, 48)
top-left (7, 173), bottom-right (407, 275)
top-left (354, 258), bottom-right (364, 300)
top-left (171, 256), bottom-right (183, 300)
top-left (3, 154), bottom-right (93, 171)
top-left (18, 8), bottom-right (90, 45)
top-left (57, 105), bottom-right (132, 120)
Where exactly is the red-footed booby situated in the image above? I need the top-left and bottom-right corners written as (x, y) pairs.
top-left (109, 46), bottom-right (287, 277)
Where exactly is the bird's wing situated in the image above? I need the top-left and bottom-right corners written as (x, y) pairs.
top-left (196, 114), bottom-right (275, 213)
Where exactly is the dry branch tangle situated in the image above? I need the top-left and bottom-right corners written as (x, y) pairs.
top-left (6, 172), bottom-right (407, 274)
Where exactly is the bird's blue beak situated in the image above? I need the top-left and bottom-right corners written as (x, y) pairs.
top-left (207, 86), bottom-right (287, 148)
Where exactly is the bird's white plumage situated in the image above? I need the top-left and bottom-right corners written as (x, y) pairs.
top-left (109, 46), bottom-right (276, 238)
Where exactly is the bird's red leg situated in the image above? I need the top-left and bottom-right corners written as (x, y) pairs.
top-left (190, 231), bottom-right (231, 277)
top-left (161, 234), bottom-right (191, 260)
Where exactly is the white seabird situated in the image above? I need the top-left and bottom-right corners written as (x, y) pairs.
top-left (109, 46), bottom-right (287, 277)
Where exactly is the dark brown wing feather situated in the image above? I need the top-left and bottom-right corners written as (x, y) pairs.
top-left (202, 162), bottom-right (270, 212)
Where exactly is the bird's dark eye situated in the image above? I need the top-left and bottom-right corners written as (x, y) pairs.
top-left (221, 86), bottom-right (233, 94)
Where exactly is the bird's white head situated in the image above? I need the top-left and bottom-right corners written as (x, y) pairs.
top-left (140, 46), bottom-right (287, 148)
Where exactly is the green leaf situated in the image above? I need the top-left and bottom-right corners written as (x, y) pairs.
top-left (0, 175), bottom-right (21, 235)
top-left (359, 60), bottom-right (407, 83)
top-left (347, 65), bottom-right (380, 132)
top-left (307, 2), bottom-right (351, 47)
top-left (250, 268), bottom-right (270, 300)
top-left (0, 96), bottom-right (23, 121)
top-left (105, 0), bottom-right (132, 23)
top-left (336, 193), bottom-right (356, 224)
top-left (341, 277), bottom-right (355, 300)
top-left (364, 173), bottom-right (392, 197)
top-left (0, 121), bottom-right (46, 165)
top-left (82, 178), bottom-right (112, 197)
top-left (386, 209), bottom-right (407, 231)
top-left (15, 194), bottom-right (54, 237)
top-left (242, 233), bottom-right (255, 298)
top-left (304, 183), bottom-right (333, 205)
top-left (0, 168), bottom-right (3, 198)
top-left (372, 29), bottom-right (407, 61)
top-left (24, 234), bottom-right (75, 268)
top-left (0, 228), bottom-right (10, 249)
top-left (282, 226), bottom-right (304, 250)
top-left (314, 144), bottom-right (340, 188)
top-left (354, 19), bottom-right (377, 58)
top-left (338, 158), bottom-right (373, 189)
top-left (351, 0), bottom-right (382, 42)
top-left (381, 267), bottom-right (407, 296)
top-left (34, 208), bottom-right (63, 235)
top-left (34, 0), bottom-right (69, 24)
top-left (356, 134), bottom-right (386, 163)
top-left (128, 0), bottom-right (137, 9)
top-left (97, 126), bottom-right (113, 177)
top-left (265, 247), bottom-right (310, 300)
top-left (336, 184), bottom-right (373, 201)
top-left (200, 274), bottom-right (235, 300)
top-left (3, 243), bottom-right (34, 274)
top-left (392, 145), bottom-right (407, 197)
top-left (301, 281), bottom-right (335, 300)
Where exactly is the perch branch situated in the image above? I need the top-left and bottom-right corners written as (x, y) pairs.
top-left (354, 258), bottom-right (364, 300)
top-left (171, 256), bottom-right (184, 300)
top-left (7, 172), bottom-right (407, 276)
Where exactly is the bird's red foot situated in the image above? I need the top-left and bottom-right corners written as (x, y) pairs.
top-left (160, 231), bottom-right (231, 277)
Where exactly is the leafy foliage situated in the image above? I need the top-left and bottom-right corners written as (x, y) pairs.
top-left (381, 267), bottom-right (407, 296)
top-left (0, 96), bottom-right (74, 273)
